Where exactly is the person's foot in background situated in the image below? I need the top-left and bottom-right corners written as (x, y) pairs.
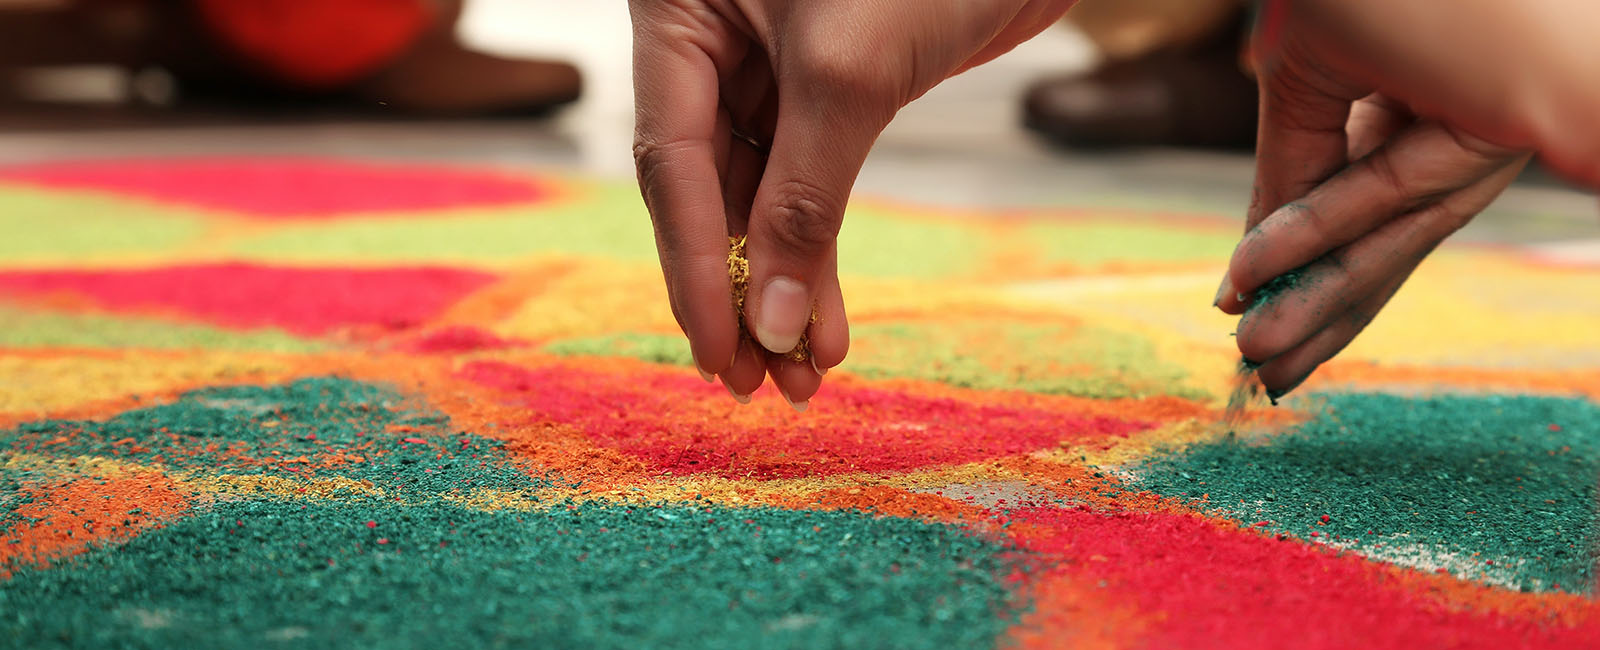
top-left (1023, 0), bottom-right (1256, 150)
top-left (183, 0), bottom-right (581, 116)
top-left (0, 0), bottom-right (581, 117)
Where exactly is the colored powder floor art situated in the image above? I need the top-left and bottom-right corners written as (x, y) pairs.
top-left (0, 156), bottom-right (1597, 649)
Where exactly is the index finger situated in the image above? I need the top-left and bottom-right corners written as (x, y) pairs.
top-left (630, 4), bottom-right (740, 376)
top-left (1215, 22), bottom-right (1362, 313)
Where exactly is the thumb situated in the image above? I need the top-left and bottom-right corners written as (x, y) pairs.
top-left (742, 100), bottom-right (881, 355)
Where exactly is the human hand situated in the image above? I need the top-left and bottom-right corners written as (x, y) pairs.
top-left (1210, 0), bottom-right (1558, 399)
top-left (630, 0), bottom-right (1075, 408)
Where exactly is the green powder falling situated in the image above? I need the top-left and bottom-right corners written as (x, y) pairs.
top-left (1220, 358), bottom-right (1263, 432)
top-left (0, 499), bottom-right (1020, 649)
top-left (1222, 265), bottom-right (1310, 420)
top-left (1135, 392), bottom-right (1600, 592)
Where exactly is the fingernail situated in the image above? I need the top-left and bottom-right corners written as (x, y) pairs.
top-left (754, 276), bottom-right (808, 354)
top-left (1267, 372), bottom-right (1312, 405)
top-left (1213, 274), bottom-right (1235, 307)
top-left (809, 356), bottom-right (828, 377)
top-left (724, 382), bottom-right (751, 405)
top-left (778, 387), bottom-right (809, 413)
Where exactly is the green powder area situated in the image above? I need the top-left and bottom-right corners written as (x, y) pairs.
top-left (228, 186), bottom-right (980, 279)
top-left (0, 186), bottom-right (207, 262)
top-left (542, 321), bottom-right (1205, 400)
top-left (0, 465), bottom-right (31, 531)
top-left (0, 306), bottom-right (324, 352)
top-left (832, 205), bottom-right (982, 277)
top-left (0, 498), bottom-right (1019, 649)
top-left (1, 377), bottom-right (551, 496)
top-left (1025, 220), bottom-right (1236, 267)
top-left (1134, 392), bottom-right (1600, 592)
top-left (543, 333), bottom-right (695, 366)
top-left (227, 186), bottom-right (658, 265)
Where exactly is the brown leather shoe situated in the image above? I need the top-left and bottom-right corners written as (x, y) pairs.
top-left (1022, 27), bottom-right (1257, 150)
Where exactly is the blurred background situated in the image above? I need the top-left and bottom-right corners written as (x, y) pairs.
top-left (0, 0), bottom-right (1595, 256)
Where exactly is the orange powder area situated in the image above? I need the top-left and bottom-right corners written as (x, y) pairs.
top-left (1313, 360), bottom-right (1600, 399)
top-left (1007, 568), bottom-right (1153, 650)
top-left (428, 261), bottom-right (579, 329)
top-left (765, 485), bottom-right (993, 522)
top-left (1, 471), bottom-right (191, 574)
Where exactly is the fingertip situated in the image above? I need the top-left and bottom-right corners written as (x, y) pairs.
top-left (1233, 307), bottom-right (1298, 366)
top-left (719, 340), bottom-right (767, 398)
top-left (768, 356), bottom-right (823, 408)
top-left (688, 334), bottom-right (737, 376)
top-left (808, 290), bottom-right (849, 371)
top-left (1257, 360), bottom-right (1316, 402)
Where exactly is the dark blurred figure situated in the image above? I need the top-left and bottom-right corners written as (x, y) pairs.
top-left (0, 0), bottom-right (580, 115)
top-left (1023, 0), bottom-right (1257, 150)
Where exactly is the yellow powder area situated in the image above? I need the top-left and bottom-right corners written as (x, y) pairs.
top-left (497, 259), bottom-right (679, 340)
top-left (492, 256), bottom-right (1054, 342)
top-left (1343, 253), bottom-right (1600, 367)
top-left (430, 260), bottom-right (580, 329)
top-left (1009, 251), bottom-right (1600, 376)
top-left (191, 474), bottom-right (386, 500)
top-left (1, 452), bottom-right (165, 481)
top-left (0, 350), bottom-right (299, 421)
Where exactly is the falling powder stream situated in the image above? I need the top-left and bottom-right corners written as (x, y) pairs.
top-left (1222, 358), bottom-right (1262, 433)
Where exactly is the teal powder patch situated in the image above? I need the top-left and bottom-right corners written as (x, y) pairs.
top-left (0, 499), bottom-right (1020, 649)
top-left (0, 465), bottom-right (32, 532)
top-left (0, 377), bottom-right (553, 496)
top-left (1133, 392), bottom-right (1600, 592)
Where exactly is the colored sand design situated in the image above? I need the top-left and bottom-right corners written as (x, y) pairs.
top-left (2, 157), bottom-right (1598, 648)
top-left (0, 157), bottom-right (550, 218)
top-left (541, 320), bottom-right (1208, 400)
top-left (0, 500), bottom-right (1016, 650)
top-left (0, 265), bottom-right (496, 336)
top-left (1, 378), bottom-right (548, 497)
top-left (1135, 393), bottom-right (1600, 592)
top-left (0, 306), bottom-right (324, 352)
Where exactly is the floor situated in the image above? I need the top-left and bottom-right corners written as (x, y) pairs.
top-left (0, 0), bottom-right (1595, 255)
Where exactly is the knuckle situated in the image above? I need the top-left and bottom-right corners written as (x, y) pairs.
top-left (631, 137), bottom-right (684, 180)
top-left (1419, 200), bottom-right (1475, 233)
top-left (786, 37), bottom-right (895, 114)
top-left (1283, 200), bottom-right (1335, 239)
top-left (765, 180), bottom-right (843, 254)
top-left (1441, 124), bottom-right (1521, 161)
top-left (1365, 149), bottom-right (1412, 201)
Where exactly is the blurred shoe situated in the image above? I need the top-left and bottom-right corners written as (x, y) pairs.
top-left (354, 38), bottom-right (581, 117)
top-left (1022, 29), bottom-right (1257, 150)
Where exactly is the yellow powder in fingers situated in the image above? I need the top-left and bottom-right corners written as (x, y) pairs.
top-left (728, 235), bottom-right (815, 363)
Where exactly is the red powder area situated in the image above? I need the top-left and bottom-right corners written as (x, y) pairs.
top-left (0, 157), bottom-right (549, 218)
top-left (1006, 507), bottom-right (1600, 649)
top-left (461, 360), bottom-right (1152, 479)
top-left (1, 472), bottom-right (191, 575)
top-left (399, 326), bottom-right (525, 354)
top-left (0, 264), bottom-right (496, 335)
